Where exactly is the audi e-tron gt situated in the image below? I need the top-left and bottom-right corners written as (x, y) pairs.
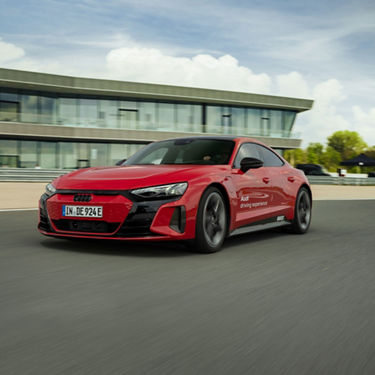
top-left (38, 137), bottom-right (312, 253)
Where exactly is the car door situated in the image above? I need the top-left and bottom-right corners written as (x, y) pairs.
top-left (231, 143), bottom-right (274, 228)
top-left (256, 144), bottom-right (290, 217)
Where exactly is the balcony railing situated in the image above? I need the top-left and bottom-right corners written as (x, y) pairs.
top-left (0, 112), bottom-right (300, 139)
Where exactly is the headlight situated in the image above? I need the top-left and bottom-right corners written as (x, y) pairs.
top-left (130, 182), bottom-right (188, 200)
top-left (45, 183), bottom-right (56, 196)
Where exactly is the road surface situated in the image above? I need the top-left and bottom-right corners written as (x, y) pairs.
top-left (1, 200), bottom-right (375, 374)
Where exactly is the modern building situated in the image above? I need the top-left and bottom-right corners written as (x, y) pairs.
top-left (0, 68), bottom-right (313, 169)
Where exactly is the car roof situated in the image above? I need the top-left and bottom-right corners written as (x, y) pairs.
top-left (161, 135), bottom-right (258, 143)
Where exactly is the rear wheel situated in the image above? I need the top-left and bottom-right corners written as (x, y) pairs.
top-left (289, 187), bottom-right (312, 234)
top-left (194, 187), bottom-right (227, 253)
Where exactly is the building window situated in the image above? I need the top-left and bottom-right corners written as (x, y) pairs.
top-left (98, 99), bottom-right (118, 128)
top-left (19, 141), bottom-right (38, 168)
top-left (138, 102), bottom-right (156, 130)
top-left (118, 100), bottom-right (138, 129)
top-left (157, 102), bottom-right (175, 131)
top-left (0, 100), bottom-right (19, 122)
top-left (246, 108), bottom-right (261, 136)
top-left (206, 105), bottom-right (222, 134)
top-left (20, 94), bottom-right (39, 123)
top-left (0, 139), bottom-right (19, 167)
top-left (40, 96), bottom-right (57, 125)
top-left (59, 98), bottom-right (78, 126)
top-left (0, 89), bottom-right (299, 138)
top-left (40, 142), bottom-right (58, 168)
top-left (79, 98), bottom-right (98, 127)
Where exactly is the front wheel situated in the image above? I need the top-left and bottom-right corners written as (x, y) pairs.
top-left (194, 187), bottom-right (228, 253)
top-left (289, 187), bottom-right (312, 234)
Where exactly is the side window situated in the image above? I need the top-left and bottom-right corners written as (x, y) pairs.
top-left (233, 143), bottom-right (262, 168)
top-left (256, 145), bottom-right (284, 167)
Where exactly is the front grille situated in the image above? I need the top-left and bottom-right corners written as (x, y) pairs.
top-left (73, 194), bottom-right (92, 202)
top-left (53, 219), bottom-right (120, 234)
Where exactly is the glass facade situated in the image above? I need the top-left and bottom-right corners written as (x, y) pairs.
top-left (0, 88), bottom-right (296, 137)
top-left (0, 87), bottom-right (297, 168)
top-left (0, 139), bottom-right (146, 169)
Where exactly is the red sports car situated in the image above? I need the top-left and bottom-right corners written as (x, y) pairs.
top-left (38, 137), bottom-right (312, 253)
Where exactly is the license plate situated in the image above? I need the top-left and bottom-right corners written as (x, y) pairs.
top-left (62, 205), bottom-right (103, 218)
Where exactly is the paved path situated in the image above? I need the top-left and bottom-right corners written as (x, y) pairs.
top-left (1, 201), bottom-right (375, 374)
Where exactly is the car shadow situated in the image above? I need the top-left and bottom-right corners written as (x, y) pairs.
top-left (221, 225), bottom-right (318, 249)
top-left (222, 228), bottom-right (287, 248)
top-left (39, 226), bottom-right (313, 257)
top-left (39, 237), bottom-right (196, 258)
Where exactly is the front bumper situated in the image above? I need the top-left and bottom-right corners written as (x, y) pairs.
top-left (38, 190), bottom-right (193, 241)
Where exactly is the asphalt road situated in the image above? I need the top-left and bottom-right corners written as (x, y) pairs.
top-left (1, 200), bottom-right (375, 375)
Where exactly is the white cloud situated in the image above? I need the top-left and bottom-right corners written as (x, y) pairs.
top-left (0, 38), bottom-right (25, 63)
top-left (1, 36), bottom-right (374, 146)
top-left (105, 46), bottom-right (375, 146)
top-left (106, 46), bottom-right (272, 93)
top-left (352, 106), bottom-right (375, 146)
top-left (276, 71), bottom-right (311, 99)
top-left (294, 79), bottom-right (352, 146)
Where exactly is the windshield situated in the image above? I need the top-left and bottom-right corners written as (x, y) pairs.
top-left (124, 138), bottom-right (235, 165)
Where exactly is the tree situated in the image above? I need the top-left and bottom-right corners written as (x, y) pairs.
top-left (327, 131), bottom-right (367, 161)
top-left (284, 148), bottom-right (307, 166)
top-left (306, 142), bottom-right (324, 164)
top-left (320, 146), bottom-right (342, 171)
top-left (365, 146), bottom-right (375, 160)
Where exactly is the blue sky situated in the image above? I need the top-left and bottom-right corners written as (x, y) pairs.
top-left (1, 0), bottom-right (375, 146)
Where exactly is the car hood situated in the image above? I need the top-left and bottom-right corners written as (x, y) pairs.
top-left (54, 165), bottom-right (229, 190)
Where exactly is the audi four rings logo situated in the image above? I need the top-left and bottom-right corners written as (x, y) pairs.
top-left (74, 194), bottom-right (92, 202)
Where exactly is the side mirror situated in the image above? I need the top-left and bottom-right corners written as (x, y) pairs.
top-left (115, 158), bottom-right (127, 166)
top-left (240, 157), bottom-right (263, 173)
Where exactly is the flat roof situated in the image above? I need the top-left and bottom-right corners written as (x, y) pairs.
top-left (0, 68), bottom-right (313, 112)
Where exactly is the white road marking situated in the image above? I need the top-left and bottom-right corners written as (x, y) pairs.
top-left (314, 198), bottom-right (375, 201)
top-left (0, 208), bottom-right (39, 212)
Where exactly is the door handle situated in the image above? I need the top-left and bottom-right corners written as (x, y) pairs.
top-left (263, 177), bottom-right (270, 184)
top-left (287, 176), bottom-right (295, 182)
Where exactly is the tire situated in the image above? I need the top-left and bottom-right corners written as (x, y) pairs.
top-left (289, 187), bottom-right (312, 234)
top-left (193, 187), bottom-right (228, 253)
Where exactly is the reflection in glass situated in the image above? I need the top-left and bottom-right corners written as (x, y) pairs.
top-left (98, 99), bottom-right (118, 128)
top-left (230, 107), bottom-right (245, 135)
top-left (59, 142), bottom-right (77, 169)
top-left (59, 98), bottom-right (78, 126)
top-left (20, 141), bottom-right (38, 168)
top-left (89, 143), bottom-right (109, 167)
top-left (138, 102), bottom-right (156, 130)
top-left (269, 110), bottom-right (282, 137)
top-left (261, 109), bottom-right (270, 136)
top-left (206, 105), bottom-right (222, 133)
top-left (221, 106), bottom-right (232, 135)
top-left (0, 139), bottom-right (18, 167)
top-left (40, 142), bottom-right (57, 168)
top-left (118, 101), bottom-right (138, 129)
top-left (0, 100), bottom-right (19, 122)
top-left (0, 89), bottom-right (299, 139)
top-left (20, 94), bottom-right (39, 123)
top-left (246, 108), bottom-right (261, 136)
top-left (79, 99), bottom-right (98, 127)
top-left (40, 96), bottom-right (57, 124)
top-left (157, 103), bottom-right (175, 131)
top-left (176, 104), bottom-right (192, 132)
top-left (283, 111), bottom-right (296, 135)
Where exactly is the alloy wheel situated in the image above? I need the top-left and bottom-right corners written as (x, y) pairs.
top-left (202, 191), bottom-right (226, 247)
top-left (297, 189), bottom-right (311, 230)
